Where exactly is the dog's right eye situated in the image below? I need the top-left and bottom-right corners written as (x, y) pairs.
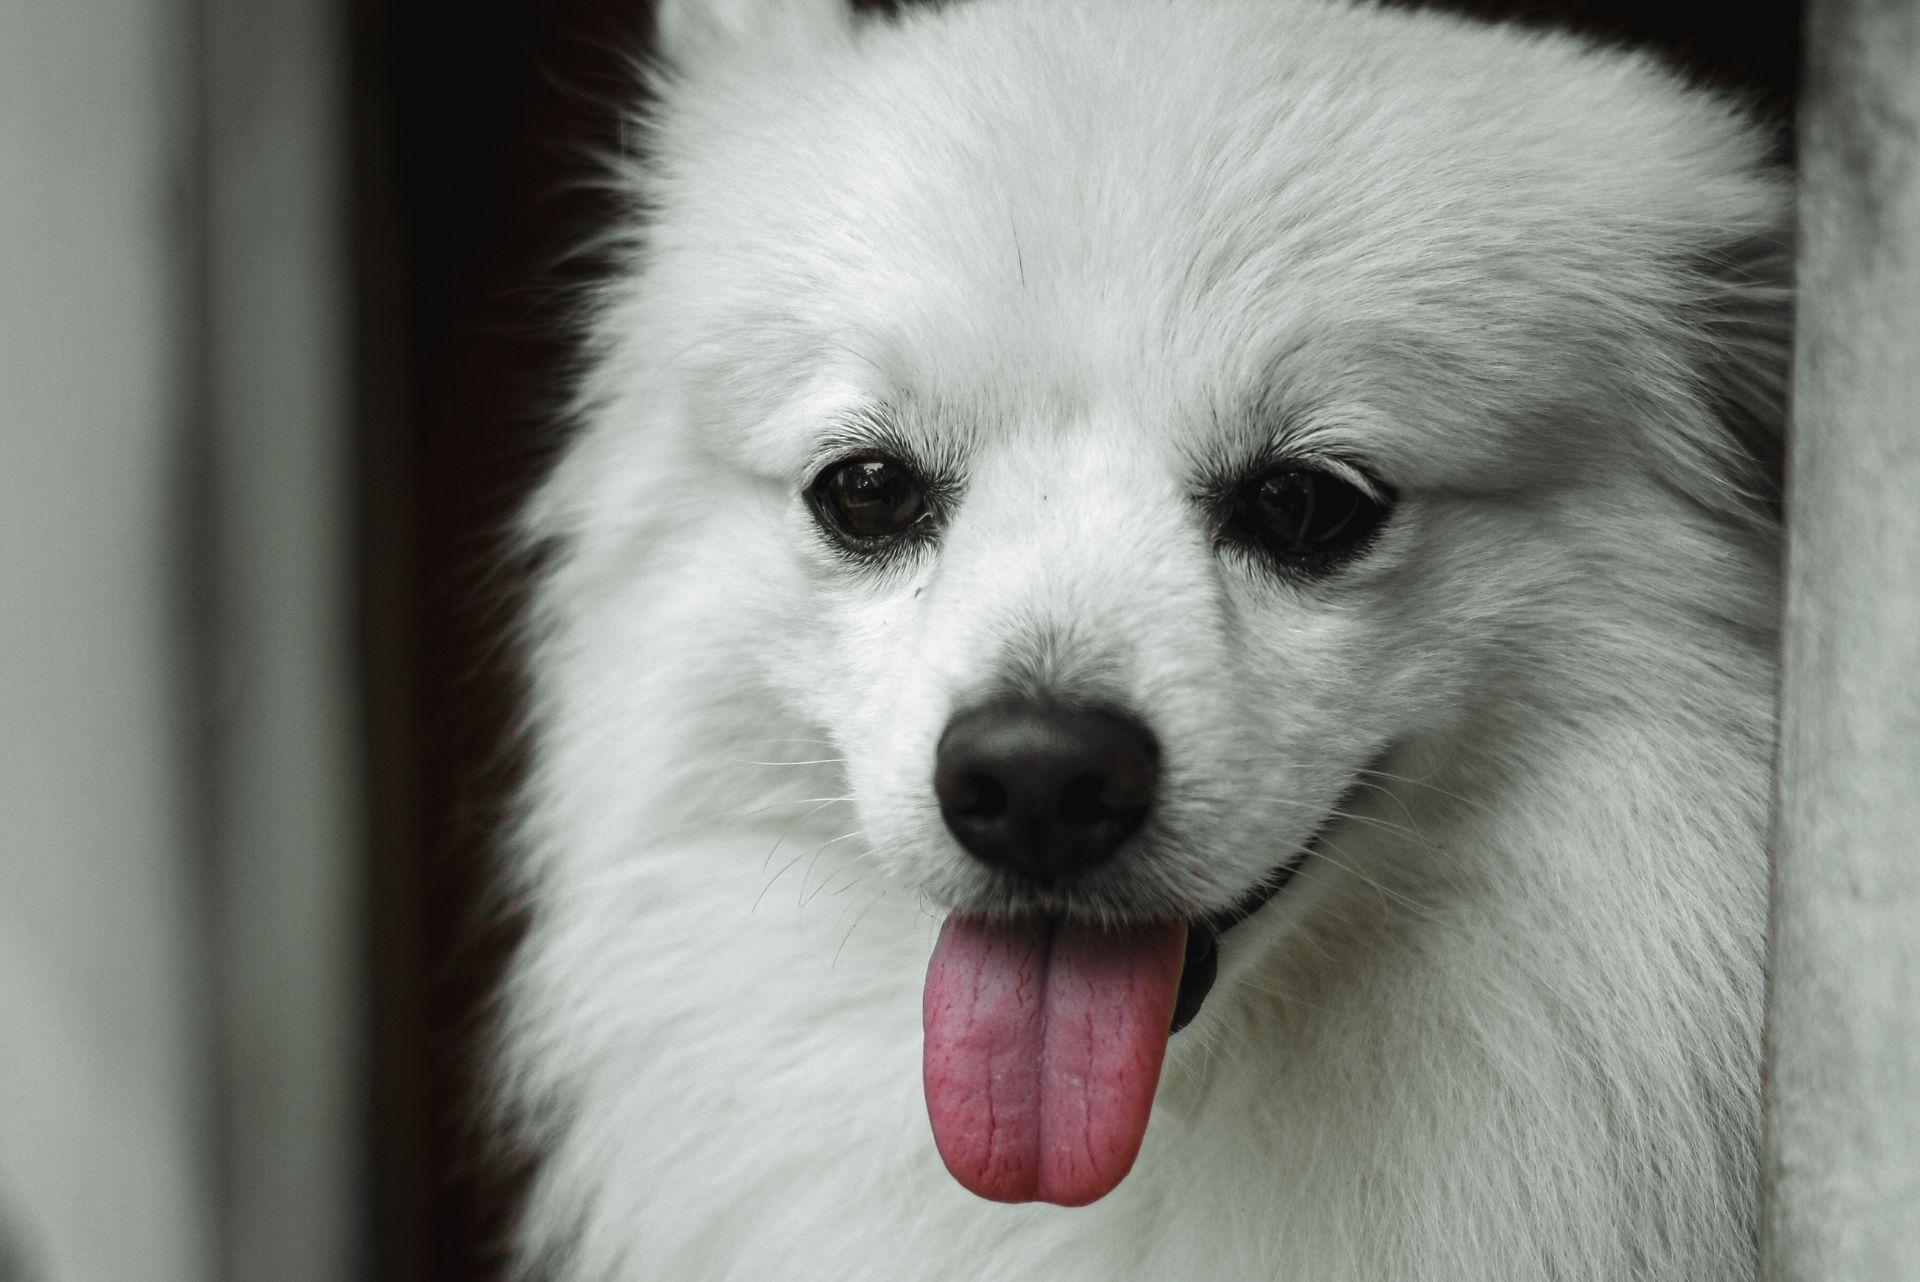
top-left (809, 454), bottom-right (930, 545)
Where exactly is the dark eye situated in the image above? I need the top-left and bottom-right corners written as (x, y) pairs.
top-left (1229, 466), bottom-right (1393, 572)
top-left (809, 454), bottom-right (929, 544)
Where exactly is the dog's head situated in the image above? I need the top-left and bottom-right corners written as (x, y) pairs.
top-left (526, 0), bottom-right (1787, 1206)
top-left (540, 0), bottom-right (1785, 909)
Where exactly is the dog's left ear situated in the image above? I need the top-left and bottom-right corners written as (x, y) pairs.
top-left (653, 0), bottom-right (854, 77)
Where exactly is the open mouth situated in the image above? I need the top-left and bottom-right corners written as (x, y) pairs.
top-left (1166, 760), bottom-right (1385, 1033)
top-left (1169, 848), bottom-right (1311, 1033)
top-left (922, 778), bottom-right (1366, 1208)
top-left (921, 848), bottom-right (1321, 1207)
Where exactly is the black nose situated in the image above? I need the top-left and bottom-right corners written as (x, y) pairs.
top-left (933, 699), bottom-right (1158, 881)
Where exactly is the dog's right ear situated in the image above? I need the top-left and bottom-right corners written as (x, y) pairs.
top-left (654, 0), bottom-right (854, 76)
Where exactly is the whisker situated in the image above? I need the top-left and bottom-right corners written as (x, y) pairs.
top-left (1289, 917), bottom-right (1341, 968)
top-left (761, 797), bottom-right (846, 874)
top-left (1257, 794), bottom-right (1441, 852)
top-left (1234, 973), bottom-right (1328, 1015)
top-left (727, 794), bottom-right (854, 821)
top-left (834, 889), bottom-right (889, 966)
top-left (799, 829), bottom-right (866, 906)
top-left (752, 846), bottom-right (813, 914)
top-left (1353, 766), bottom-right (1482, 813)
top-left (1322, 805), bottom-right (1436, 848)
top-left (725, 756), bottom-right (849, 768)
top-left (837, 882), bottom-right (887, 937)
top-left (1339, 776), bottom-right (1426, 832)
top-left (597, 793), bottom-right (854, 852)
top-left (817, 869), bottom-right (868, 901)
top-left (663, 728), bottom-right (846, 767)
top-left (1310, 836), bottom-right (1438, 922)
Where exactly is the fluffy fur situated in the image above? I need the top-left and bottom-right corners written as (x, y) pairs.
top-left (499, 0), bottom-right (1791, 1276)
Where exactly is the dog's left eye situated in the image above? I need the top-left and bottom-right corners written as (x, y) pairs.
top-left (1225, 465), bottom-right (1394, 572)
top-left (809, 454), bottom-right (930, 544)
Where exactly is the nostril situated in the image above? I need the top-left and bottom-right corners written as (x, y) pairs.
top-left (1057, 775), bottom-right (1114, 827)
top-left (1098, 756), bottom-right (1155, 814)
top-left (951, 772), bottom-right (1008, 820)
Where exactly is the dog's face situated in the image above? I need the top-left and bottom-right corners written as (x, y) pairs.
top-left (516, 0), bottom-right (1789, 1227)
top-left (551, 0), bottom-right (1784, 934)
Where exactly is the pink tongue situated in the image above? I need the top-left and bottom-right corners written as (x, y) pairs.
top-left (922, 913), bottom-right (1186, 1206)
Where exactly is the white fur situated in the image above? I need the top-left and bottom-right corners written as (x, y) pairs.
top-left (499, 0), bottom-right (1791, 1276)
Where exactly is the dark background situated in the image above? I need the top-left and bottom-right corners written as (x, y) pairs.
top-left (349, 1), bottom-right (1799, 1276)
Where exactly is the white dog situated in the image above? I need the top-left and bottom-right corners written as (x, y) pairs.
top-left (498, 0), bottom-right (1790, 1276)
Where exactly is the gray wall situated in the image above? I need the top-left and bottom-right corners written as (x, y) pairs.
top-left (0, 0), bottom-right (362, 1277)
top-left (0, 1), bottom-right (214, 1277)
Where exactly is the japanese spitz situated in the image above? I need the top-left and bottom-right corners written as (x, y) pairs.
top-left (499, 0), bottom-right (1790, 1276)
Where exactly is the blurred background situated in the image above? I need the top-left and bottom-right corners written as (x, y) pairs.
top-left (0, 0), bottom-right (1796, 1278)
